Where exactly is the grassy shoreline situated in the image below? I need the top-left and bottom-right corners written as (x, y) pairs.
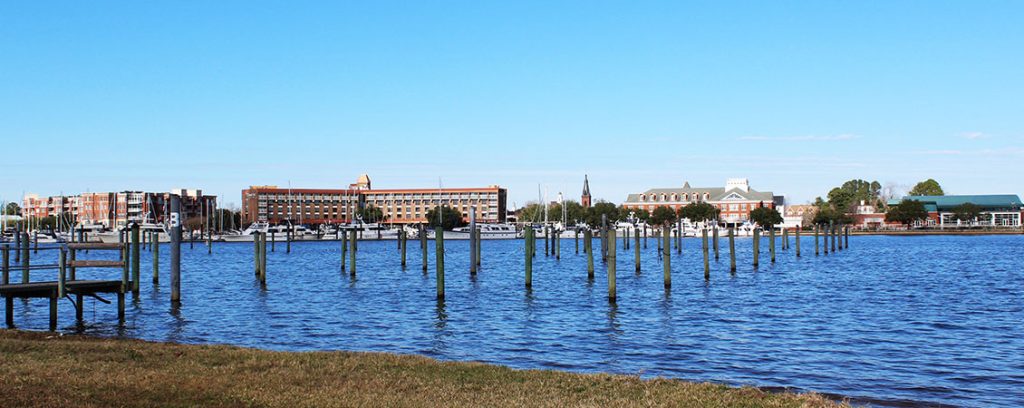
top-left (0, 329), bottom-right (844, 407)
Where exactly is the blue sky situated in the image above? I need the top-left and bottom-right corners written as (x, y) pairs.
top-left (2, 1), bottom-right (1022, 209)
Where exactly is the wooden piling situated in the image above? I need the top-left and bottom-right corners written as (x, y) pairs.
top-left (831, 223), bottom-right (837, 253)
top-left (153, 232), bottom-right (159, 283)
top-left (713, 227), bottom-right (719, 260)
top-left (476, 229), bottom-right (482, 266)
top-left (287, 225), bottom-right (292, 254)
top-left (815, 225), bottom-right (820, 255)
top-left (170, 194), bottom-right (182, 303)
top-left (782, 228), bottom-right (788, 250)
top-left (132, 223), bottom-right (140, 294)
top-left (259, 232), bottom-right (267, 284)
top-left (58, 248), bottom-right (66, 299)
top-left (634, 228), bottom-right (640, 272)
top-left (2, 245), bottom-right (8, 285)
top-left (470, 209), bottom-right (477, 275)
top-left (254, 233), bottom-right (261, 275)
top-left (702, 228), bottom-right (710, 280)
top-left (607, 229), bottom-right (616, 302)
top-left (340, 228), bottom-right (347, 271)
top-left (753, 228), bottom-right (760, 268)
top-left (643, 224), bottom-right (648, 249)
top-left (676, 220), bottom-right (682, 255)
top-left (585, 229), bottom-right (594, 279)
top-left (575, 229), bottom-right (579, 254)
top-left (400, 230), bottom-right (407, 268)
top-left (728, 227), bottom-right (736, 273)
top-left (845, 226), bottom-right (850, 248)
top-left (544, 226), bottom-right (549, 256)
top-left (435, 226), bottom-right (445, 299)
top-left (795, 227), bottom-right (801, 257)
top-left (662, 226), bottom-right (671, 288)
top-left (22, 233), bottom-right (29, 283)
top-left (525, 228), bottom-right (533, 288)
top-left (271, 231), bottom-right (275, 252)
top-left (420, 225), bottom-right (428, 271)
top-left (769, 227), bottom-right (776, 263)
top-left (824, 224), bottom-right (830, 254)
top-left (349, 230), bottom-right (357, 275)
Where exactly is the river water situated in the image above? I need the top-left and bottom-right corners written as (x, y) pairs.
top-left (6, 235), bottom-right (1023, 407)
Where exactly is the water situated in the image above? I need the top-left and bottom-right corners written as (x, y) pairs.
top-left (7, 235), bottom-right (1024, 407)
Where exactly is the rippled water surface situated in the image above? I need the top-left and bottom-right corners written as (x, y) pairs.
top-left (7, 235), bottom-right (1024, 407)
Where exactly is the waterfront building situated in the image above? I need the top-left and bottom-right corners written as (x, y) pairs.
top-left (242, 174), bottom-right (507, 225)
top-left (887, 195), bottom-right (1023, 228)
top-left (22, 190), bottom-right (216, 229)
top-left (622, 178), bottom-right (780, 225)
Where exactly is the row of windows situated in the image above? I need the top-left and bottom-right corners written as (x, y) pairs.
top-left (638, 192), bottom-right (711, 202)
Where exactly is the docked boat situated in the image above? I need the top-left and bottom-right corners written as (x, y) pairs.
top-left (432, 223), bottom-right (520, 240)
top-left (96, 223), bottom-right (171, 243)
top-left (221, 222), bottom-right (317, 242)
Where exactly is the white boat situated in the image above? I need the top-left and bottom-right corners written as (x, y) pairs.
top-left (96, 223), bottom-right (171, 243)
top-left (221, 222), bottom-right (317, 242)
top-left (432, 223), bottom-right (520, 240)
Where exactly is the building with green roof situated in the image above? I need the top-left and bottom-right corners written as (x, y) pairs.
top-left (887, 194), bottom-right (1023, 227)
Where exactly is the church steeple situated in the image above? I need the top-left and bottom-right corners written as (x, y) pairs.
top-left (581, 175), bottom-right (592, 208)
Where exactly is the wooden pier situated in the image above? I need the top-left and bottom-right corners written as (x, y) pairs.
top-left (2, 242), bottom-right (127, 331)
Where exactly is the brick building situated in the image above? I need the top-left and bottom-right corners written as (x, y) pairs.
top-left (242, 174), bottom-right (507, 225)
top-left (622, 178), bottom-right (780, 225)
top-left (23, 190), bottom-right (216, 228)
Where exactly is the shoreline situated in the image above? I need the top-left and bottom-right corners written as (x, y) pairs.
top-left (850, 229), bottom-right (1022, 236)
top-left (0, 329), bottom-right (845, 407)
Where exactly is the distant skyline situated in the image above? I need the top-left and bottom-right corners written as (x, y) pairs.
top-left (2, 2), bottom-right (1022, 209)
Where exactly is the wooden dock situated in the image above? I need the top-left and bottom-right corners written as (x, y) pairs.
top-left (2, 242), bottom-right (127, 331)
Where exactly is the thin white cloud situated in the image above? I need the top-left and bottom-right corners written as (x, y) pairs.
top-left (961, 131), bottom-right (988, 140)
top-left (738, 134), bottom-right (860, 142)
top-left (916, 149), bottom-right (963, 155)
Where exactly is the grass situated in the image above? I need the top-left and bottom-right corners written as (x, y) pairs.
top-left (0, 329), bottom-right (846, 407)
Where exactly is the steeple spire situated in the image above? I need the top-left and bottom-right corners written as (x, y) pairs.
top-left (581, 175), bottom-right (592, 208)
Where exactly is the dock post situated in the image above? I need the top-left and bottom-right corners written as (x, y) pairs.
top-left (634, 228), bottom-right (640, 272)
top-left (420, 225), bottom-right (428, 272)
top-left (49, 290), bottom-right (57, 331)
top-left (170, 194), bottom-right (182, 304)
top-left (585, 229), bottom-right (594, 279)
top-left (845, 226), bottom-right (850, 248)
top-left (132, 223), bottom-right (140, 294)
top-left (525, 228), bottom-right (532, 288)
top-left (555, 228), bottom-right (560, 260)
top-left (544, 226), bottom-right (549, 256)
top-left (349, 230), bottom-right (357, 276)
top-left (676, 220), bottom-right (682, 255)
top-left (34, 230), bottom-right (39, 254)
top-left (643, 224), bottom-right (648, 249)
top-left (340, 229), bottom-right (347, 271)
top-left (14, 226), bottom-right (20, 263)
top-left (469, 209), bottom-right (477, 275)
top-left (713, 226), bottom-right (719, 260)
top-left (476, 229), bottom-right (482, 266)
top-left (815, 225), bottom-right (820, 255)
top-left (58, 247), bottom-right (67, 299)
top-left (753, 228), bottom-right (760, 268)
top-left (401, 230), bottom-right (407, 268)
top-left (287, 225), bottom-right (292, 254)
top-left (260, 232), bottom-right (267, 285)
top-left (662, 226), bottom-right (671, 288)
top-left (22, 233), bottom-right (30, 283)
top-left (2, 245), bottom-right (8, 284)
top-left (702, 228), bottom-right (710, 280)
top-left (830, 221), bottom-right (836, 252)
top-left (728, 228), bottom-right (736, 273)
top-left (68, 243), bottom-right (76, 280)
top-left (770, 227), bottom-right (776, 264)
top-left (153, 232), bottom-right (159, 283)
top-left (607, 229), bottom-right (616, 302)
top-left (795, 227), bottom-right (801, 257)
top-left (575, 229), bottom-right (579, 254)
top-left (271, 231), bottom-right (275, 252)
top-left (254, 233), bottom-right (260, 275)
top-left (121, 241), bottom-right (129, 290)
top-left (435, 227), bottom-right (445, 299)
top-left (601, 215), bottom-right (608, 262)
top-left (782, 228), bottom-right (788, 250)
top-left (824, 224), bottom-right (829, 254)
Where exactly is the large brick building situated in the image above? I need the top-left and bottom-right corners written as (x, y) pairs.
top-left (242, 174), bottom-right (507, 225)
top-left (622, 179), bottom-right (781, 225)
top-left (23, 189), bottom-right (216, 228)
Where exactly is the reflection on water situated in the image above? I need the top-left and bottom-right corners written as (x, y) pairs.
top-left (6, 236), bottom-right (1024, 407)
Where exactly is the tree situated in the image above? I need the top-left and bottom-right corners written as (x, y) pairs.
top-left (631, 208), bottom-right (650, 223)
top-left (749, 207), bottom-right (782, 228)
top-left (3, 202), bottom-right (20, 216)
top-left (583, 201), bottom-right (619, 227)
top-left (648, 206), bottom-right (678, 226)
top-left (358, 205), bottom-right (385, 223)
top-left (677, 202), bottom-right (720, 224)
top-left (951, 202), bottom-right (981, 224)
top-left (426, 206), bottom-right (465, 230)
top-left (812, 207), bottom-right (851, 225)
top-left (908, 179), bottom-right (944, 196)
top-left (885, 199), bottom-right (929, 228)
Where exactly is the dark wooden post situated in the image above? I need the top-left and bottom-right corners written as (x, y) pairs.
top-left (713, 226), bottom-right (719, 260)
top-left (131, 223), bottom-right (140, 295)
top-left (585, 229), bottom-right (594, 279)
top-left (469, 209), bottom-right (477, 275)
top-left (769, 227), bottom-right (776, 264)
top-left (349, 230), bottom-right (357, 275)
top-left (815, 225), bottom-right (820, 255)
top-left (607, 229), bottom-right (616, 302)
top-left (634, 228), bottom-right (641, 272)
top-left (662, 226), bottom-right (671, 288)
top-left (753, 228), bottom-right (760, 268)
top-left (525, 228), bottom-right (533, 288)
top-left (435, 226), bottom-right (445, 300)
top-left (728, 227), bottom-right (736, 273)
top-left (170, 194), bottom-right (182, 304)
top-left (152, 232), bottom-right (159, 283)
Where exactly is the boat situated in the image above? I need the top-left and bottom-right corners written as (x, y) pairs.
top-left (221, 222), bottom-right (317, 242)
top-left (96, 223), bottom-right (171, 243)
top-left (431, 223), bottom-right (520, 240)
